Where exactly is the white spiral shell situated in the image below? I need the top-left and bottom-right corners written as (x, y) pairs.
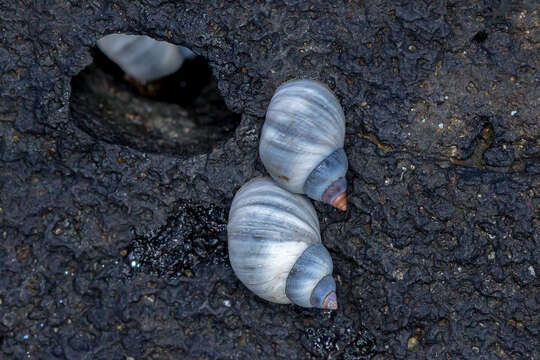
top-left (97, 34), bottom-right (193, 82)
top-left (227, 177), bottom-right (337, 309)
top-left (259, 79), bottom-right (348, 210)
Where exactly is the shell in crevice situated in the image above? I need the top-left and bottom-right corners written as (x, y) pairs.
top-left (97, 34), bottom-right (194, 83)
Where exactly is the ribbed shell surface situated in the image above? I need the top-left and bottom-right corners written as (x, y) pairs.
top-left (227, 177), bottom-right (321, 304)
top-left (260, 80), bottom-right (346, 193)
top-left (97, 34), bottom-right (184, 82)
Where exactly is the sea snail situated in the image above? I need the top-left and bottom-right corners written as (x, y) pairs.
top-left (227, 177), bottom-right (337, 310)
top-left (259, 79), bottom-right (349, 211)
top-left (97, 34), bottom-right (194, 83)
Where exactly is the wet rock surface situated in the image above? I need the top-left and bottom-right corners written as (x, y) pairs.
top-left (0, 1), bottom-right (538, 359)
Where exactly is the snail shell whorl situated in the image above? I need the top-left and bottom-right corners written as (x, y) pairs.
top-left (227, 177), bottom-right (337, 309)
top-left (285, 243), bottom-right (336, 308)
top-left (97, 34), bottom-right (186, 82)
top-left (260, 79), bottom-right (348, 210)
top-left (303, 148), bottom-right (348, 208)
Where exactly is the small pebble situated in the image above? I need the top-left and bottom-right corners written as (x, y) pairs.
top-left (529, 266), bottom-right (536, 277)
top-left (438, 123), bottom-right (444, 129)
top-left (510, 110), bottom-right (517, 116)
top-left (408, 336), bottom-right (418, 350)
top-left (223, 300), bottom-right (232, 307)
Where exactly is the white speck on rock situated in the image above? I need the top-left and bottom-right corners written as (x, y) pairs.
top-left (223, 300), bottom-right (232, 307)
top-left (392, 270), bottom-right (404, 280)
top-left (511, 110), bottom-right (517, 116)
top-left (438, 123), bottom-right (444, 129)
top-left (384, 178), bottom-right (391, 185)
top-left (529, 266), bottom-right (536, 277)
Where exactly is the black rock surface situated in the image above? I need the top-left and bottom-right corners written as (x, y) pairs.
top-left (0, 1), bottom-right (538, 359)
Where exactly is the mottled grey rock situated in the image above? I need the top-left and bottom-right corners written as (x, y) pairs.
top-left (0, 1), bottom-right (538, 359)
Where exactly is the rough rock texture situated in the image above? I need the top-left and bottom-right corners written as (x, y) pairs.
top-left (0, 1), bottom-right (539, 359)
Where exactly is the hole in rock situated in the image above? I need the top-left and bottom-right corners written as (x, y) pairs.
top-left (69, 34), bottom-right (240, 156)
top-left (472, 30), bottom-right (488, 43)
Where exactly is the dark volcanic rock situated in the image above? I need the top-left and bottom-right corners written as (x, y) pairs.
top-left (127, 200), bottom-right (228, 278)
top-left (0, 1), bottom-right (538, 359)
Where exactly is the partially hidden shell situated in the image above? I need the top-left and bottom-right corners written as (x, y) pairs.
top-left (97, 34), bottom-right (194, 82)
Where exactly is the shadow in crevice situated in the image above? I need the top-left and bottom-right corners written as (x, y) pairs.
top-left (69, 43), bottom-right (240, 157)
top-left (451, 119), bottom-right (494, 169)
top-left (472, 31), bottom-right (488, 43)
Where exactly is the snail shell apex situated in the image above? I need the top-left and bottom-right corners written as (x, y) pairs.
top-left (227, 177), bottom-right (337, 309)
top-left (97, 34), bottom-right (188, 82)
top-left (260, 79), bottom-right (348, 210)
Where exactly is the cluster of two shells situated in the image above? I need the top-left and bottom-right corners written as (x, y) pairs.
top-left (228, 80), bottom-right (349, 310)
top-left (96, 37), bottom-right (349, 309)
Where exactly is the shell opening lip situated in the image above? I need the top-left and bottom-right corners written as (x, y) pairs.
top-left (332, 192), bottom-right (347, 211)
top-left (322, 291), bottom-right (338, 310)
top-left (320, 176), bottom-right (347, 211)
